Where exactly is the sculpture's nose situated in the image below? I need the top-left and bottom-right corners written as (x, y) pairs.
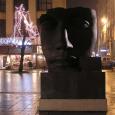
top-left (65, 29), bottom-right (73, 48)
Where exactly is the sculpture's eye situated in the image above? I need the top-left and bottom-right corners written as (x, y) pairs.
top-left (70, 18), bottom-right (90, 30)
top-left (84, 20), bottom-right (90, 28)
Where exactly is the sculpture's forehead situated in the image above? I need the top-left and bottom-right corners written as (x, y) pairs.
top-left (67, 7), bottom-right (92, 16)
top-left (46, 7), bottom-right (93, 20)
top-left (66, 10), bottom-right (93, 25)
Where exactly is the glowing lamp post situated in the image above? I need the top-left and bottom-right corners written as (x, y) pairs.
top-left (101, 17), bottom-right (108, 25)
top-left (101, 17), bottom-right (108, 33)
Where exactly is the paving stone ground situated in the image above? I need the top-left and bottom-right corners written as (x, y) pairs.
top-left (0, 69), bottom-right (114, 115)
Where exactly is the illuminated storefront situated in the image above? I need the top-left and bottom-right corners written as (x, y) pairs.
top-left (0, 44), bottom-right (46, 70)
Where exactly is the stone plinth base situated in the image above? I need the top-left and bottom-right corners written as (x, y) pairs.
top-left (38, 99), bottom-right (107, 115)
top-left (37, 57), bottom-right (107, 115)
top-left (39, 99), bottom-right (107, 111)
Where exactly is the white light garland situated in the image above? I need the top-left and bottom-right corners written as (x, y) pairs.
top-left (0, 4), bottom-right (40, 46)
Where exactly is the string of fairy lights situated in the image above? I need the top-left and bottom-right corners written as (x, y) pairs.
top-left (0, 4), bottom-right (40, 46)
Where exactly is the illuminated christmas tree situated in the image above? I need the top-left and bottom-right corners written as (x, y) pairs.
top-left (13, 4), bottom-right (40, 72)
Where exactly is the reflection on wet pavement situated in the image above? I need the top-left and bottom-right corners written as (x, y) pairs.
top-left (0, 70), bottom-right (41, 115)
top-left (105, 70), bottom-right (115, 115)
top-left (0, 70), bottom-right (41, 93)
top-left (0, 94), bottom-right (39, 115)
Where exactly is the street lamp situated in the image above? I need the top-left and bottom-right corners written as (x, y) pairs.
top-left (101, 17), bottom-right (108, 25)
top-left (101, 17), bottom-right (108, 34)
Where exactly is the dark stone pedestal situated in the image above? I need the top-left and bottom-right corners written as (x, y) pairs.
top-left (41, 71), bottom-right (105, 99)
top-left (38, 57), bottom-right (107, 115)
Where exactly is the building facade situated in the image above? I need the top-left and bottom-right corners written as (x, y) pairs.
top-left (97, 0), bottom-right (115, 59)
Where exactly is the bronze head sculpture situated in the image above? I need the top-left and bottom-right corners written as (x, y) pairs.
top-left (39, 7), bottom-right (97, 71)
